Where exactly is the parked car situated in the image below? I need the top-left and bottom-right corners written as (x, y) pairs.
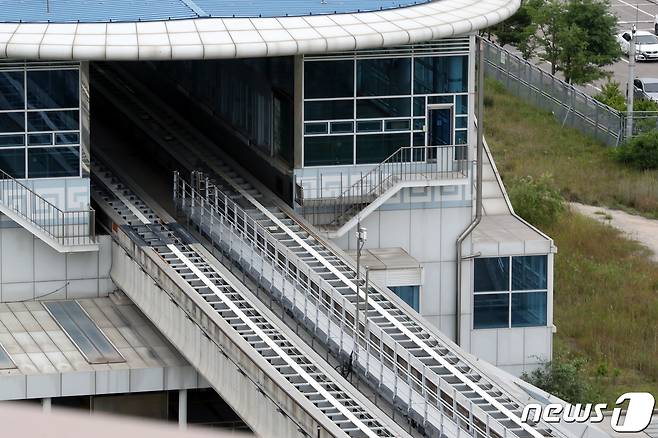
top-left (618, 30), bottom-right (658, 61)
top-left (633, 77), bottom-right (658, 103)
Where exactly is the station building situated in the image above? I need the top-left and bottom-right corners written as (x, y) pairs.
top-left (0, 1), bottom-right (572, 437)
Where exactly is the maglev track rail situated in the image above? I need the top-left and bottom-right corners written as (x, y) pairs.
top-left (90, 157), bottom-right (408, 438)
top-left (93, 64), bottom-right (563, 438)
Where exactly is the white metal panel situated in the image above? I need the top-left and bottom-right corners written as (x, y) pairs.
top-left (1, 0), bottom-right (521, 60)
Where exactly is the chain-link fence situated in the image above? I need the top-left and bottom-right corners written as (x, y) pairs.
top-left (482, 39), bottom-right (658, 146)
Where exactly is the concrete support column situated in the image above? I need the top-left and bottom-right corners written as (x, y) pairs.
top-left (178, 389), bottom-right (187, 430)
top-left (42, 398), bottom-right (52, 414)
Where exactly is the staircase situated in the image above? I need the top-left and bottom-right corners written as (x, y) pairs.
top-left (300, 145), bottom-right (469, 232)
top-left (0, 170), bottom-right (97, 252)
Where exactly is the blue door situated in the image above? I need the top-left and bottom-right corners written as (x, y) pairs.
top-left (427, 106), bottom-right (452, 161)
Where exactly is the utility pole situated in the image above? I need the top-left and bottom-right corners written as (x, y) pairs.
top-left (626, 24), bottom-right (637, 140)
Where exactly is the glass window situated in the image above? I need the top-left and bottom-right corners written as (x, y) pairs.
top-left (389, 286), bottom-right (420, 312)
top-left (356, 120), bottom-right (382, 133)
top-left (385, 120), bottom-right (411, 131)
top-left (456, 94), bottom-right (468, 114)
top-left (0, 112), bottom-right (25, 133)
top-left (0, 134), bottom-right (25, 148)
top-left (413, 97), bottom-right (425, 116)
top-left (356, 133), bottom-right (410, 164)
top-left (456, 116), bottom-right (467, 129)
top-left (26, 69), bottom-right (79, 109)
top-left (28, 146), bottom-right (80, 178)
top-left (511, 292), bottom-right (547, 327)
top-left (474, 257), bottom-right (509, 292)
top-left (304, 60), bottom-right (354, 99)
top-left (414, 56), bottom-right (468, 94)
top-left (0, 149), bottom-right (25, 178)
top-left (357, 97), bottom-right (410, 119)
top-left (55, 132), bottom-right (80, 145)
top-left (304, 123), bottom-right (328, 135)
top-left (304, 135), bottom-right (353, 167)
top-left (474, 294), bottom-right (509, 329)
top-left (27, 110), bottom-right (79, 132)
top-left (304, 100), bottom-right (353, 121)
top-left (474, 256), bottom-right (549, 329)
top-left (0, 71), bottom-right (25, 110)
top-left (455, 130), bottom-right (467, 145)
top-left (330, 121), bottom-right (354, 134)
top-left (357, 58), bottom-right (411, 97)
top-left (28, 133), bottom-right (53, 146)
top-left (512, 256), bottom-right (548, 290)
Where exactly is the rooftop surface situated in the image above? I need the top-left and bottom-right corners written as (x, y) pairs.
top-left (0, 296), bottom-right (205, 400)
top-left (0, 0), bottom-right (431, 23)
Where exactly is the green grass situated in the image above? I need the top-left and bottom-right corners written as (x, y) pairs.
top-left (545, 213), bottom-right (658, 403)
top-left (485, 79), bottom-right (658, 403)
top-left (484, 79), bottom-right (658, 219)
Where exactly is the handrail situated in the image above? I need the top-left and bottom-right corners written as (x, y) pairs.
top-left (174, 172), bottom-right (536, 438)
top-left (301, 144), bottom-right (468, 227)
top-left (0, 169), bottom-right (95, 247)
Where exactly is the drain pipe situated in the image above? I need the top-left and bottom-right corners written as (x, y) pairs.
top-left (455, 36), bottom-right (485, 346)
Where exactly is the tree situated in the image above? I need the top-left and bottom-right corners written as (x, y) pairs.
top-left (490, 0), bottom-right (620, 84)
top-left (594, 81), bottom-right (626, 111)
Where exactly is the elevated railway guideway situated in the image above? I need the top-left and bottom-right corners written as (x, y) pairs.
top-left (93, 64), bottom-right (569, 438)
top-left (89, 153), bottom-right (411, 438)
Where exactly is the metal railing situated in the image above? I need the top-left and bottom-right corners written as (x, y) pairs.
top-left (0, 169), bottom-right (95, 247)
top-left (174, 171), bottom-right (545, 438)
top-left (301, 145), bottom-right (468, 227)
top-left (483, 39), bottom-right (630, 146)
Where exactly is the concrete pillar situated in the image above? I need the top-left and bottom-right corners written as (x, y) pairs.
top-left (42, 398), bottom-right (52, 414)
top-left (178, 389), bottom-right (187, 430)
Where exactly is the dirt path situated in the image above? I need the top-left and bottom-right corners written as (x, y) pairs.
top-left (570, 203), bottom-right (658, 262)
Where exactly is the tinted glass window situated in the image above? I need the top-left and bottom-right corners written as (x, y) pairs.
top-left (26, 69), bottom-right (79, 109)
top-left (27, 110), bottom-right (79, 132)
top-left (0, 149), bottom-right (25, 178)
top-left (304, 135), bottom-right (353, 166)
top-left (304, 61), bottom-right (354, 99)
top-left (389, 286), bottom-right (420, 312)
top-left (511, 292), bottom-right (547, 327)
top-left (357, 58), bottom-right (411, 96)
top-left (0, 71), bottom-right (25, 110)
top-left (28, 133), bottom-right (53, 146)
top-left (0, 112), bottom-right (25, 133)
top-left (357, 97), bottom-right (411, 118)
top-left (28, 146), bottom-right (80, 178)
top-left (474, 294), bottom-right (509, 329)
top-left (356, 133), bottom-right (410, 164)
top-left (0, 135), bottom-right (25, 147)
top-left (474, 257), bottom-right (509, 292)
top-left (414, 56), bottom-right (468, 94)
top-left (304, 100), bottom-right (353, 121)
top-left (512, 256), bottom-right (548, 290)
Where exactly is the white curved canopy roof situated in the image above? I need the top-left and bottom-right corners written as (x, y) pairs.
top-left (0, 0), bottom-right (520, 61)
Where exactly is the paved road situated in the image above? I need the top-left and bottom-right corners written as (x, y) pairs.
top-left (571, 202), bottom-right (658, 261)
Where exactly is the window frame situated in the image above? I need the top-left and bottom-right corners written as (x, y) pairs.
top-left (301, 47), bottom-right (470, 167)
top-left (472, 255), bottom-right (549, 330)
top-left (0, 64), bottom-right (82, 180)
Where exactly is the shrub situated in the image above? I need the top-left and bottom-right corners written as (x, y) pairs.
top-left (522, 354), bottom-right (596, 404)
top-left (507, 175), bottom-right (565, 228)
top-left (594, 81), bottom-right (626, 112)
top-left (615, 130), bottom-right (658, 170)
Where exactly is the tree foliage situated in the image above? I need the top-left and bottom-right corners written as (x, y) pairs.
top-left (507, 174), bottom-right (565, 228)
top-left (490, 0), bottom-right (620, 85)
top-left (522, 354), bottom-right (596, 404)
top-left (594, 81), bottom-right (627, 111)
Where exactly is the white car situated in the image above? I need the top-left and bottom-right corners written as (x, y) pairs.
top-left (618, 30), bottom-right (658, 61)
